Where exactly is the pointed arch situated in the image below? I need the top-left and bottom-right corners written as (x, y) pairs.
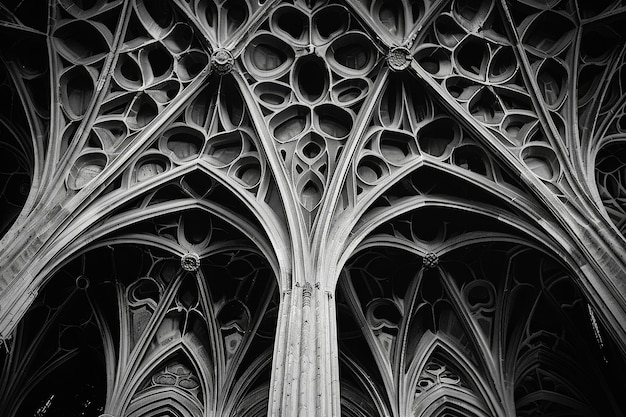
top-left (0, 207), bottom-right (280, 416)
top-left (337, 240), bottom-right (506, 417)
top-left (122, 346), bottom-right (205, 417)
top-left (0, 250), bottom-right (113, 417)
top-left (1, 166), bottom-right (286, 336)
top-left (339, 227), bottom-right (626, 416)
top-left (125, 387), bottom-right (203, 417)
top-left (408, 340), bottom-right (501, 417)
top-left (416, 391), bottom-right (493, 417)
top-left (325, 160), bottom-right (558, 291)
top-left (335, 193), bottom-right (552, 289)
top-left (437, 241), bottom-right (626, 416)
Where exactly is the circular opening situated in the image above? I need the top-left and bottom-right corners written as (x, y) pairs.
top-left (178, 51), bottom-right (209, 82)
top-left (68, 152), bottom-right (107, 190)
top-left (75, 275), bottom-right (90, 290)
top-left (313, 5), bottom-right (349, 41)
top-left (328, 33), bottom-right (375, 75)
top-left (244, 34), bottom-right (294, 78)
top-left (230, 156), bottom-right (262, 188)
top-left (294, 56), bottom-right (328, 102)
top-left (274, 6), bottom-right (307, 40)
top-left (135, 156), bottom-right (169, 183)
top-left (357, 155), bottom-right (388, 185)
top-left (206, 131), bottom-right (245, 167)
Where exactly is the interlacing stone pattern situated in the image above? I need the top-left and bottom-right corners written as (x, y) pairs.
top-left (414, 0), bottom-right (567, 187)
top-left (61, 0), bottom-right (211, 192)
top-left (239, 1), bottom-right (385, 228)
top-left (1, 1), bottom-right (626, 417)
top-left (337, 245), bottom-right (626, 417)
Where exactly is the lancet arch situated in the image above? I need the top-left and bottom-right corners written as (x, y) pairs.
top-left (1, 1), bottom-right (626, 416)
top-left (337, 237), bottom-right (626, 417)
top-left (0, 190), bottom-right (280, 416)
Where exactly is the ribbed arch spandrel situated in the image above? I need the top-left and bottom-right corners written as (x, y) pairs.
top-left (333, 60), bottom-right (531, 187)
top-left (405, 0), bottom-right (608, 214)
top-left (22, 57), bottom-right (291, 295)
top-left (57, 72), bottom-right (292, 276)
top-left (84, 73), bottom-right (286, 216)
top-left (411, 0), bottom-right (558, 155)
top-left (320, 67), bottom-right (555, 287)
top-left (334, 69), bottom-right (541, 211)
top-left (401, 0), bottom-right (626, 283)
top-left (0, 0), bottom-right (224, 300)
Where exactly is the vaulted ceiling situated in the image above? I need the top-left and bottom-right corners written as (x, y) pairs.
top-left (1, 0), bottom-right (626, 416)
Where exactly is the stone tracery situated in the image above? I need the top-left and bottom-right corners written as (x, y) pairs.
top-left (0, 0), bottom-right (626, 416)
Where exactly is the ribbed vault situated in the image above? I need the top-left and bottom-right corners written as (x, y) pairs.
top-left (0, 0), bottom-right (626, 416)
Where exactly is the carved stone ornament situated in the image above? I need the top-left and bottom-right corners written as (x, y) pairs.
top-left (422, 252), bottom-right (439, 269)
top-left (211, 49), bottom-right (234, 75)
top-left (75, 275), bottom-right (90, 290)
top-left (387, 46), bottom-right (411, 71)
top-left (1, 1), bottom-right (626, 416)
top-left (302, 282), bottom-right (312, 307)
top-left (180, 253), bottom-right (200, 271)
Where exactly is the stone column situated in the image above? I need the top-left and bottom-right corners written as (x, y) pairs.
top-left (269, 282), bottom-right (340, 417)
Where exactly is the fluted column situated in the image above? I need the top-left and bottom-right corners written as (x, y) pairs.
top-left (269, 281), bottom-right (340, 417)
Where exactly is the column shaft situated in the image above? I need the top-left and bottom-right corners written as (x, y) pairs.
top-left (269, 283), bottom-right (340, 417)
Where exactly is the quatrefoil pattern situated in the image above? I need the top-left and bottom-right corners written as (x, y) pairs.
top-left (2, 1), bottom-right (626, 417)
top-left (239, 2), bottom-right (383, 227)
